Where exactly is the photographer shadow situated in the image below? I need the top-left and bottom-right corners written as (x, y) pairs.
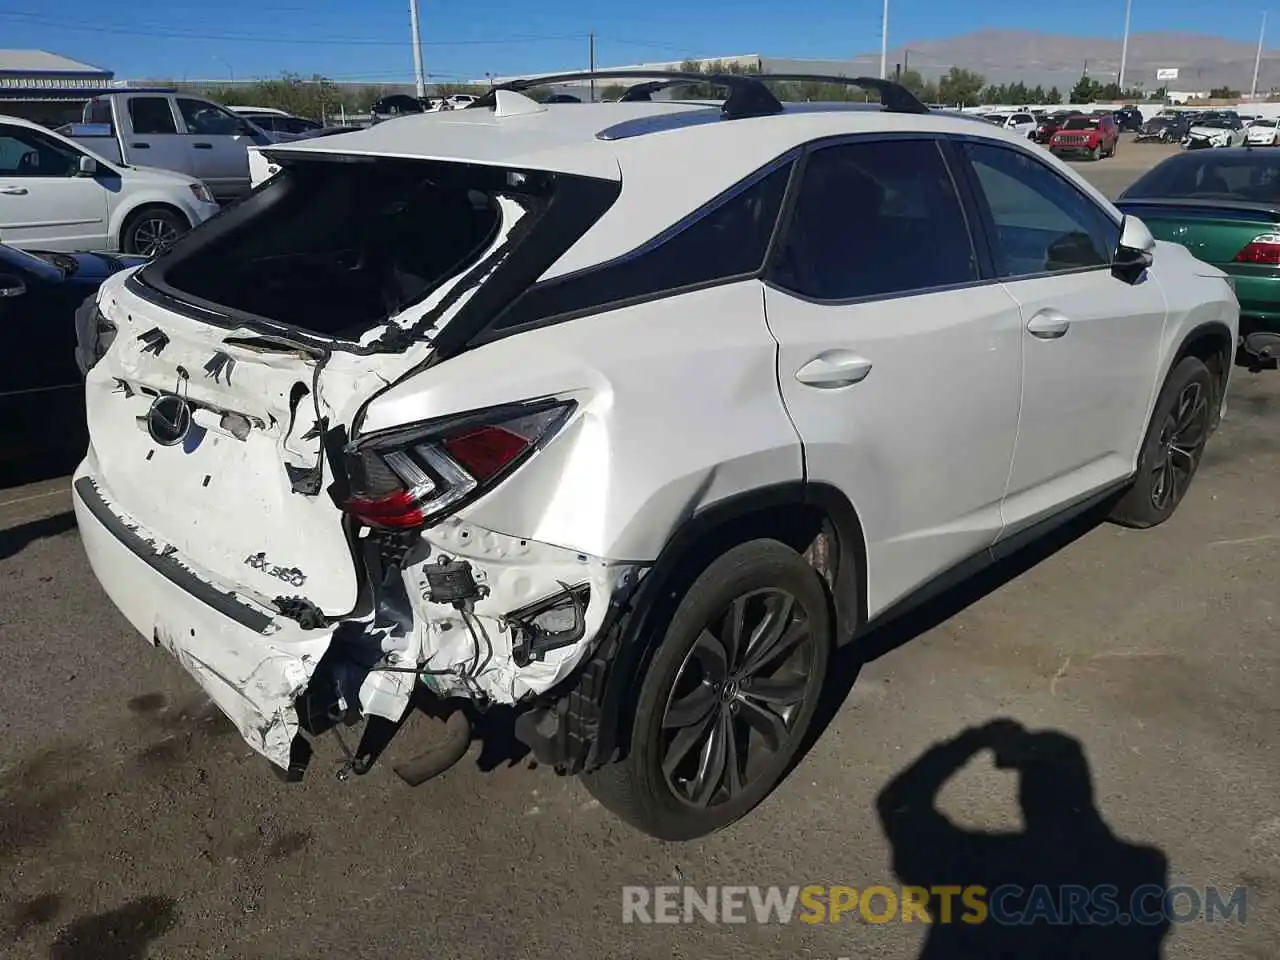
top-left (877, 719), bottom-right (1170, 959)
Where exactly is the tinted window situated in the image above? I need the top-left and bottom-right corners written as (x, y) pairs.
top-left (1123, 154), bottom-right (1280, 202)
top-left (178, 99), bottom-right (245, 136)
top-left (1013, 114), bottom-right (1034, 124)
top-left (0, 125), bottom-right (79, 177)
top-left (493, 162), bottom-right (792, 329)
top-left (1062, 117), bottom-right (1100, 130)
top-left (964, 143), bottom-right (1117, 276)
top-left (771, 139), bottom-right (978, 301)
top-left (127, 97), bottom-right (177, 135)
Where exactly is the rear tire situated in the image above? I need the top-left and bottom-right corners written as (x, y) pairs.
top-left (121, 206), bottom-right (188, 257)
top-left (1109, 356), bottom-right (1215, 529)
top-left (582, 540), bottom-right (832, 840)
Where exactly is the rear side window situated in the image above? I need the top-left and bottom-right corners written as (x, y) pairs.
top-left (770, 139), bottom-right (978, 301)
top-left (128, 98), bottom-right (177, 135)
top-left (491, 161), bottom-right (792, 330)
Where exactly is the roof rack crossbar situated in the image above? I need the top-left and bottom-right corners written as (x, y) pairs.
top-left (469, 70), bottom-right (930, 116)
top-left (754, 74), bottom-right (930, 114)
top-left (468, 69), bottom-right (784, 119)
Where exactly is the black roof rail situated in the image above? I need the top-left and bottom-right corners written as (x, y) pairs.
top-left (466, 70), bottom-right (930, 118)
top-left (467, 69), bottom-right (784, 119)
top-left (754, 74), bottom-right (930, 114)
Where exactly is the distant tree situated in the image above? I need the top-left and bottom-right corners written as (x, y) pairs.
top-left (1070, 74), bottom-right (1097, 103)
top-left (1209, 85), bottom-right (1241, 99)
top-left (600, 83), bottom-right (628, 100)
top-left (938, 67), bottom-right (985, 106)
top-left (1008, 81), bottom-right (1029, 104)
top-left (522, 86), bottom-right (553, 102)
top-left (1046, 85), bottom-right (1062, 104)
top-left (1030, 84), bottom-right (1047, 104)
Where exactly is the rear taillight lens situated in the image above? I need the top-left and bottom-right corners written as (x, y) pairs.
top-left (343, 401), bottom-right (574, 530)
top-left (1234, 234), bottom-right (1280, 265)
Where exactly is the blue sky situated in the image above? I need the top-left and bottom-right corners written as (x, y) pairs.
top-left (0, 1), bottom-right (1272, 83)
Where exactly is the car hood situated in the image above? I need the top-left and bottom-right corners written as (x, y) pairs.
top-left (119, 164), bottom-right (206, 189)
top-left (1188, 126), bottom-right (1234, 138)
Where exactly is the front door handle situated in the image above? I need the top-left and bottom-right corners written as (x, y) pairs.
top-left (193, 142), bottom-right (213, 149)
top-left (795, 351), bottom-right (873, 388)
top-left (130, 142), bottom-right (150, 149)
top-left (0, 186), bottom-right (28, 195)
top-left (1027, 310), bottom-right (1071, 339)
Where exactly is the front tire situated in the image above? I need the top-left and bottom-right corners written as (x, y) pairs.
top-left (1090, 144), bottom-right (1102, 161)
top-left (121, 206), bottom-right (188, 257)
top-left (583, 540), bottom-right (832, 840)
top-left (1109, 356), bottom-right (1215, 528)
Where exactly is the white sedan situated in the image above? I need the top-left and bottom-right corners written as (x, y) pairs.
top-left (0, 115), bottom-right (220, 255)
top-left (1246, 118), bottom-right (1280, 146)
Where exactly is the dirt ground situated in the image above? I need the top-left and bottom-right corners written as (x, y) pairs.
top-left (1, 135), bottom-right (1277, 960)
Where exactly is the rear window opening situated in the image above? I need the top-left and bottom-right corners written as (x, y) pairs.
top-left (140, 157), bottom-right (547, 341)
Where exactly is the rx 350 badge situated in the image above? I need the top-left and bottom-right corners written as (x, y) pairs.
top-left (244, 552), bottom-right (307, 587)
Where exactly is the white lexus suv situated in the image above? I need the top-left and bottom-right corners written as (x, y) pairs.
top-left (73, 72), bottom-right (1238, 840)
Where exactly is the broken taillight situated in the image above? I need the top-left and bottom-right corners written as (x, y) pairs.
top-left (1234, 234), bottom-right (1280, 265)
top-left (343, 401), bottom-right (575, 530)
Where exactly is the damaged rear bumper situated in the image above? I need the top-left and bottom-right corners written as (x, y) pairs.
top-left (74, 470), bottom-right (334, 767)
top-left (75, 460), bottom-right (645, 777)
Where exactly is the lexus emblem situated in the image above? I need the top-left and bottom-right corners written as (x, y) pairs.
top-left (147, 393), bottom-right (193, 446)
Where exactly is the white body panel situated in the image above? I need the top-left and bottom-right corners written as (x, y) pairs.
top-left (998, 267), bottom-right (1168, 531)
top-left (763, 282), bottom-right (1022, 615)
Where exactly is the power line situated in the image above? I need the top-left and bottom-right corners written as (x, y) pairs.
top-left (0, 11), bottom-right (588, 46)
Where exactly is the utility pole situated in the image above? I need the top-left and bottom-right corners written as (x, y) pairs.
top-left (1252, 11), bottom-right (1268, 100)
top-left (408, 0), bottom-right (426, 100)
top-left (589, 32), bottom-right (596, 102)
top-left (1118, 0), bottom-right (1133, 91)
top-left (880, 0), bottom-right (890, 79)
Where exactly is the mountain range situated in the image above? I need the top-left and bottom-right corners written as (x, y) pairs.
top-left (854, 29), bottom-right (1279, 93)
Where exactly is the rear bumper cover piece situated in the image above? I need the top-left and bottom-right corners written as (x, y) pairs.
top-left (74, 467), bottom-right (336, 767)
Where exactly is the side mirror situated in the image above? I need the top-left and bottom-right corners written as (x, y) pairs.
top-left (1112, 214), bottom-right (1155, 284)
top-left (77, 155), bottom-right (98, 176)
top-left (0, 273), bottom-right (27, 299)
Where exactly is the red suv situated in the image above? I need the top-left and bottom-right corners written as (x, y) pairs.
top-left (1048, 114), bottom-right (1119, 160)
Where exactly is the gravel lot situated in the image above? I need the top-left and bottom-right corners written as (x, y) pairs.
top-left (2, 137), bottom-right (1277, 960)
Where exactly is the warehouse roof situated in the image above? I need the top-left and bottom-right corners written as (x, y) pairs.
top-left (0, 50), bottom-right (112, 77)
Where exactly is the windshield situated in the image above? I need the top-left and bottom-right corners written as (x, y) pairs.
top-left (1253, 119), bottom-right (1278, 128)
top-left (1197, 119), bottom-right (1234, 129)
top-left (1062, 117), bottom-right (1100, 130)
top-left (1123, 154), bottom-right (1280, 201)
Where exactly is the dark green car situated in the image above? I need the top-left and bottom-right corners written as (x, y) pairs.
top-left (1116, 148), bottom-right (1280, 369)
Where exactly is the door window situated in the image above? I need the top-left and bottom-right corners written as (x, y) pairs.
top-left (177, 99), bottom-right (247, 136)
top-left (961, 142), bottom-right (1120, 277)
top-left (770, 139), bottom-right (979, 301)
top-left (492, 161), bottom-right (793, 330)
top-left (0, 125), bottom-right (79, 177)
top-left (127, 98), bottom-right (178, 135)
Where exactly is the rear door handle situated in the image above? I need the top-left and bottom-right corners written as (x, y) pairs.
top-left (193, 142), bottom-right (213, 149)
top-left (130, 142), bottom-right (150, 148)
top-left (795, 351), bottom-right (873, 388)
top-left (1027, 310), bottom-right (1071, 339)
top-left (0, 186), bottom-right (28, 195)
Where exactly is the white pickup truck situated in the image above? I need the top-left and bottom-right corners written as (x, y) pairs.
top-left (63, 91), bottom-right (281, 203)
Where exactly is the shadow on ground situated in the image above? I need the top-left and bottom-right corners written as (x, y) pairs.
top-left (878, 720), bottom-right (1170, 958)
top-left (0, 512), bottom-right (76, 562)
